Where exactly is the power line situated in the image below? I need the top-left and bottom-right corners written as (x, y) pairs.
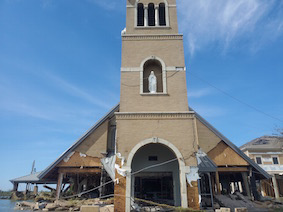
top-left (188, 71), bottom-right (283, 123)
top-left (62, 154), bottom-right (195, 199)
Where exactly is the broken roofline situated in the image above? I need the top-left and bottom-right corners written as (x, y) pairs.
top-left (37, 104), bottom-right (270, 180)
top-left (190, 107), bottom-right (271, 179)
top-left (37, 104), bottom-right (120, 179)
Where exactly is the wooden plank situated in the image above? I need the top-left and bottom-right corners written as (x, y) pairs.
top-left (207, 141), bottom-right (249, 166)
top-left (58, 167), bottom-right (101, 174)
top-left (218, 167), bottom-right (248, 172)
top-left (215, 171), bottom-right (221, 195)
top-left (57, 152), bottom-right (101, 167)
top-left (56, 173), bottom-right (63, 201)
top-left (241, 172), bottom-right (251, 198)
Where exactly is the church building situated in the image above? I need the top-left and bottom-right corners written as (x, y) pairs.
top-left (11, 0), bottom-right (270, 211)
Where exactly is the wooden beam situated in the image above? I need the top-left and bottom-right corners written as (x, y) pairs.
top-left (56, 173), bottom-right (63, 201)
top-left (13, 183), bottom-right (19, 192)
top-left (215, 171), bottom-right (221, 195)
top-left (58, 167), bottom-right (101, 174)
top-left (241, 172), bottom-right (251, 198)
top-left (272, 175), bottom-right (280, 199)
top-left (217, 167), bottom-right (248, 172)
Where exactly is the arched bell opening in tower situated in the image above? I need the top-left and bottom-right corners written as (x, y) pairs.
top-left (143, 59), bottom-right (163, 93)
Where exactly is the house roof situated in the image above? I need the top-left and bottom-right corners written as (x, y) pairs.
top-left (197, 152), bottom-right (217, 173)
top-left (240, 136), bottom-right (283, 152)
top-left (190, 108), bottom-right (271, 179)
top-left (37, 104), bottom-right (119, 179)
top-left (24, 104), bottom-right (269, 181)
top-left (10, 172), bottom-right (56, 184)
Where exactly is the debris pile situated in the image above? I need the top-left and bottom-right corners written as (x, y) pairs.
top-left (14, 198), bottom-right (114, 211)
top-left (215, 192), bottom-right (283, 211)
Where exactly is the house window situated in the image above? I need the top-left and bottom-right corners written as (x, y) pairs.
top-left (137, 3), bottom-right (144, 26)
top-left (159, 3), bottom-right (166, 26)
top-left (272, 157), bottom-right (279, 165)
top-left (148, 3), bottom-right (155, 26)
top-left (255, 157), bottom-right (262, 164)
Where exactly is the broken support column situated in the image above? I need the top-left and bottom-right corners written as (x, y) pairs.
top-left (241, 172), bottom-right (251, 198)
top-left (13, 183), bottom-right (19, 192)
top-left (215, 171), bottom-right (221, 195)
top-left (272, 175), bottom-right (280, 199)
top-left (56, 173), bottom-right (64, 201)
top-left (33, 185), bottom-right (38, 195)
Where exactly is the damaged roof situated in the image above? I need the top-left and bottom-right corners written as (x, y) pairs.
top-left (37, 104), bottom-right (119, 179)
top-left (197, 154), bottom-right (218, 173)
top-left (190, 108), bottom-right (270, 179)
top-left (17, 104), bottom-right (269, 182)
top-left (10, 172), bottom-right (56, 184)
top-left (240, 136), bottom-right (283, 152)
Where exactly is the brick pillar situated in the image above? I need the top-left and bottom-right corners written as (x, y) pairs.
top-left (187, 181), bottom-right (200, 210)
top-left (114, 158), bottom-right (127, 212)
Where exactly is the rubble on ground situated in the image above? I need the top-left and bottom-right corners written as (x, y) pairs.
top-left (14, 198), bottom-right (114, 211)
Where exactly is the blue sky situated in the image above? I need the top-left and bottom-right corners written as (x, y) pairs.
top-left (0, 0), bottom-right (282, 191)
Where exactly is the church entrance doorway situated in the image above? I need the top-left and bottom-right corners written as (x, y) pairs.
top-left (131, 143), bottom-right (181, 207)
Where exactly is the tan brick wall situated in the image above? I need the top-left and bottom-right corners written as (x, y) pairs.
top-left (76, 120), bottom-right (109, 158)
top-left (196, 119), bottom-right (222, 153)
top-left (120, 71), bottom-right (189, 112)
top-left (116, 117), bottom-right (198, 166)
top-left (121, 39), bottom-right (185, 68)
top-left (187, 181), bottom-right (200, 210)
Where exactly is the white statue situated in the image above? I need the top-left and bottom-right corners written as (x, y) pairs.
top-left (148, 71), bottom-right (157, 93)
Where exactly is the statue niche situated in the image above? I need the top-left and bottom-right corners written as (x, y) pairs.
top-left (143, 59), bottom-right (163, 93)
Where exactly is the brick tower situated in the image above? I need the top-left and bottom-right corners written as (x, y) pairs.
top-left (114, 0), bottom-right (200, 211)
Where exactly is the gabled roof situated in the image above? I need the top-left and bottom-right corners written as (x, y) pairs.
top-left (10, 172), bottom-right (42, 183)
top-left (36, 104), bottom-right (269, 180)
top-left (190, 108), bottom-right (271, 179)
top-left (240, 136), bottom-right (283, 152)
top-left (10, 172), bottom-right (56, 184)
top-left (38, 104), bottom-right (119, 179)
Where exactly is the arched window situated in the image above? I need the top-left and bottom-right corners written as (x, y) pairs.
top-left (143, 59), bottom-right (163, 93)
top-left (148, 3), bottom-right (155, 26)
top-left (137, 3), bottom-right (144, 26)
top-left (159, 3), bottom-right (166, 26)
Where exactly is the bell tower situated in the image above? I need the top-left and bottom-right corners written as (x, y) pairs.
top-left (115, 1), bottom-right (200, 211)
top-left (120, 0), bottom-right (189, 112)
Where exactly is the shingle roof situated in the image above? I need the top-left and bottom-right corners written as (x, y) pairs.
top-left (10, 172), bottom-right (56, 184)
top-left (240, 136), bottom-right (283, 152)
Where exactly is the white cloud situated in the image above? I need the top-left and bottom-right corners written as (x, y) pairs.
top-left (178, 0), bottom-right (283, 55)
top-left (192, 105), bottom-right (227, 118)
top-left (44, 72), bottom-right (112, 109)
top-left (188, 88), bottom-right (214, 98)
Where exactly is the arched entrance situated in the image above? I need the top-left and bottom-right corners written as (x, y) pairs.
top-left (131, 143), bottom-right (181, 206)
top-left (124, 138), bottom-right (188, 211)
